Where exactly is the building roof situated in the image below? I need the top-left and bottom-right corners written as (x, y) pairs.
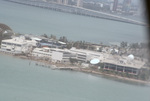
top-left (2, 36), bottom-right (37, 46)
top-left (2, 38), bottom-right (27, 45)
top-left (102, 54), bottom-right (145, 69)
top-left (70, 47), bottom-right (102, 56)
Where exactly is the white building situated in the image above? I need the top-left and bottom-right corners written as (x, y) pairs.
top-left (32, 47), bottom-right (75, 62)
top-left (1, 36), bottom-right (37, 54)
top-left (102, 54), bottom-right (145, 75)
top-left (51, 51), bottom-right (73, 62)
top-left (70, 47), bottom-right (103, 62)
top-left (32, 47), bottom-right (52, 57)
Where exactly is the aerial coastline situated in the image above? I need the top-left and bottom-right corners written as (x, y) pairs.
top-left (1, 0), bottom-right (150, 100)
top-left (0, 30), bottom-right (149, 84)
top-left (0, 51), bottom-right (149, 84)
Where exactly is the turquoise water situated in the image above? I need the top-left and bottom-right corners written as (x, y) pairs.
top-left (0, 53), bottom-right (150, 101)
top-left (0, 0), bottom-right (147, 44)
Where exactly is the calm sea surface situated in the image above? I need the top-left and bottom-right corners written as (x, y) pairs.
top-left (0, 0), bottom-right (147, 44)
top-left (0, 1), bottom-right (150, 101)
top-left (0, 53), bottom-right (150, 101)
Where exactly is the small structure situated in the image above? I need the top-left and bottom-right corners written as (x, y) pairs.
top-left (128, 54), bottom-right (134, 60)
top-left (90, 58), bottom-right (100, 65)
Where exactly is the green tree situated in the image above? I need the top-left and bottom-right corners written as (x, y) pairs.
top-left (138, 69), bottom-right (150, 80)
top-left (130, 43), bottom-right (140, 49)
top-left (41, 34), bottom-right (48, 38)
top-left (59, 36), bottom-right (68, 43)
top-left (69, 58), bottom-right (78, 65)
top-left (50, 34), bottom-right (56, 40)
top-left (120, 41), bottom-right (128, 48)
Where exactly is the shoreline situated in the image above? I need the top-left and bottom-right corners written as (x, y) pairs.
top-left (77, 69), bottom-right (150, 84)
top-left (1, 52), bottom-right (149, 85)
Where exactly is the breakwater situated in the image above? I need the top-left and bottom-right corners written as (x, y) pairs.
top-left (4, 0), bottom-right (146, 26)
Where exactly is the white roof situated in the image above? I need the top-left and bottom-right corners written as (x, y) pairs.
top-left (70, 47), bottom-right (102, 56)
top-left (2, 37), bottom-right (37, 46)
top-left (43, 47), bottom-right (50, 50)
top-left (128, 54), bottom-right (134, 60)
top-left (90, 58), bottom-right (100, 64)
top-left (102, 55), bottom-right (145, 69)
top-left (58, 41), bottom-right (66, 45)
top-left (2, 38), bottom-right (26, 45)
top-left (31, 37), bottom-right (42, 41)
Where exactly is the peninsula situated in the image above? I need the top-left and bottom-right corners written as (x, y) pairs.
top-left (0, 29), bottom-right (150, 84)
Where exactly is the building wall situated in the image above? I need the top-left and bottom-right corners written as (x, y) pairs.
top-left (103, 63), bottom-right (140, 75)
top-left (1, 41), bottom-right (25, 53)
top-left (77, 0), bottom-right (83, 7)
top-left (32, 50), bottom-right (52, 57)
top-left (52, 51), bottom-right (63, 62)
top-left (76, 53), bottom-right (87, 62)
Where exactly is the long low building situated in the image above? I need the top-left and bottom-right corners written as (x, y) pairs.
top-left (32, 47), bottom-right (75, 62)
top-left (102, 54), bottom-right (145, 75)
top-left (70, 47), bottom-right (103, 62)
top-left (32, 47), bottom-right (103, 63)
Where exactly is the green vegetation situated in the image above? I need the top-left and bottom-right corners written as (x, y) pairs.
top-left (69, 58), bottom-right (78, 65)
top-left (138, 69), bottom-right (150, 81)
top-left (98, 68), bottom-right (150, 81)
top-left (120, 41), bottom-right (128, 48)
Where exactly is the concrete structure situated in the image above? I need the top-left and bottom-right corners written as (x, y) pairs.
top-left (1, 35), bottom-right (145, 75)
top-left (113, 0), bottom-right (118, 11)
top-left (122, 0), bottom-right (132, 12)
top-left (51, 51), bottom-right (73, 62)
top-left (70, 47), bottom-right (102, 62)
top-left (57, 0), bottom-right (68, 5)
top-left (32, 47), bottom-right (75, 62)
top-left (32, 47), bottom-right (52, 57)
top-left (1, 36), bottom-right (37, 54)
top-left (32, 47), bottom-right (103, 62)
top-left (76, 0), bottom-right (82, 7)
top-left (102, 55), bottom-right (145, 75)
